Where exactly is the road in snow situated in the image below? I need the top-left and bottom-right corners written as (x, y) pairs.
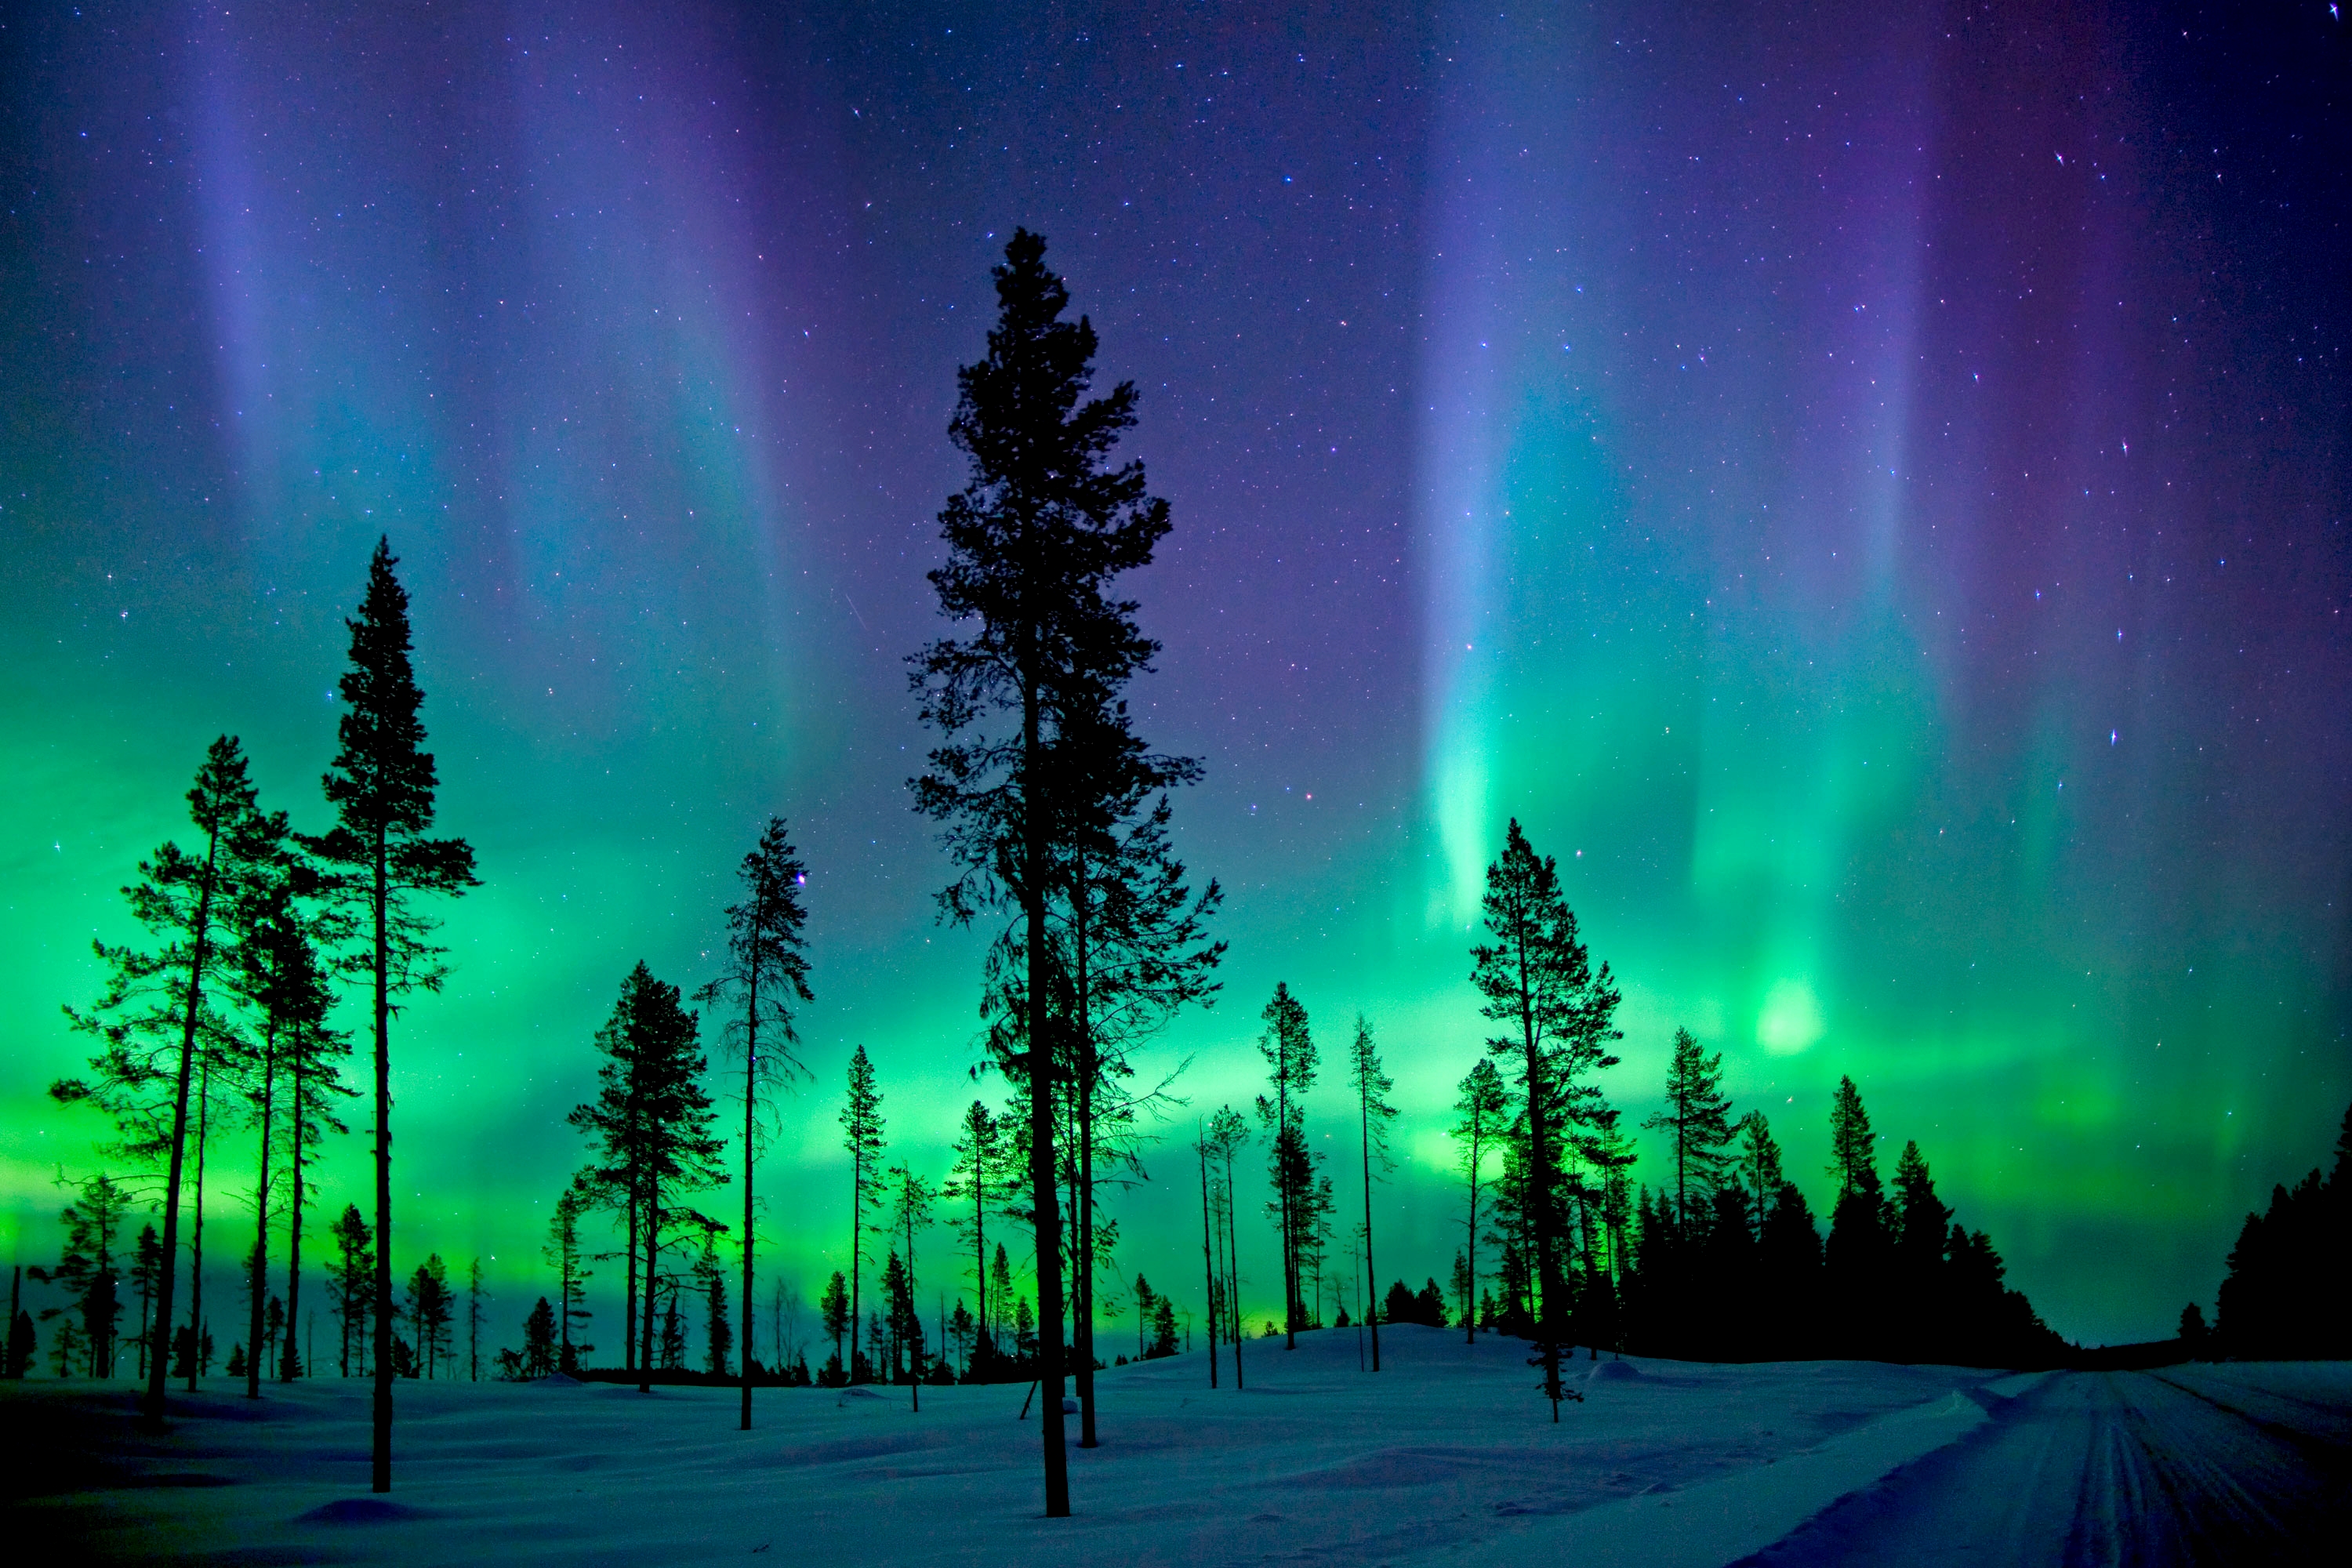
top-left (1734, 1363), bottom-right (2352, 1566)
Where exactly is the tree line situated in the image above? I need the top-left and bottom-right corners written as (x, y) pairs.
top-left (21, 228), bottom-right (2094, 1522)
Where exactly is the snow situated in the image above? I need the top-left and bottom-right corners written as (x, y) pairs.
top-left (16, 1326), bottom-right (2039, 1566)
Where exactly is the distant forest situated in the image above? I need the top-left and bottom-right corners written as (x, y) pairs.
top-left (13, 231), bottom-right (2339, 1510)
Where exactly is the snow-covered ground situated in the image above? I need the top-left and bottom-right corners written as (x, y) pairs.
top-left (0, 1327), bottom-right (2169, 1566)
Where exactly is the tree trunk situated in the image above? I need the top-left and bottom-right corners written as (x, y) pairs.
top-left (1074, 869), bottom-right (1097, 1447)
top-left (370, 828), bottom-right (394, 1490)
top-left (1223, 1146), bottom-right (1244, 1390)
top-left (741, 946), bottom-right (760, 1430)
top-left (1362, 1077), bottom-right (1380, 1373)
top-left (146, 818), bottom-right (223, 1425)
top-left (284, 1051), bottom-right (305, 1381)
top-left (1023, 669), bottom-right (1070, 1517)
top-left (190, 1058), bottom-right (211, 1392)
top-left (639, 1193), bottom-right (659, 1392)
top-left (1199, 1133), bottom-right (1218, 1388)
top-left (246, 1015), bottom-right (278, 1399)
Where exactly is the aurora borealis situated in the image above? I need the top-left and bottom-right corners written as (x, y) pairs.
top-left (2, 2), bottom-right (2346, 1352)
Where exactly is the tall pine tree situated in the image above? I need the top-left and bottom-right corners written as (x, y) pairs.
top-left (1348, 1016), bottom-right (1397, 1370)
top-left (1470, 820), bottom-right (1621, 1420)
top-left (696, 817), bottom-right (812, 1427)
top-left (305, 540), bottom-right (476, 1488)
top-left (839, 1047), bottom-right (887, 1384)
top-left (1451, 1057), bottom-right (1510, 1345)
top-left (909, 229), bottom-right (1174, 1519)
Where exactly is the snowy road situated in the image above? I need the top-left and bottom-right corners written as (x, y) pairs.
top-left (1734, 1365), bottom-right (2352, 1566)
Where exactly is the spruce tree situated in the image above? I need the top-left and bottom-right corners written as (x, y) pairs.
top-left (305, 540), bottom-right (477, 1487)
top-left (28, 1174), bottom-right (132, 1377)
top-left (328, 1204), bottom-right (372, 1376)
top-left (1348, 1017), bottom-right (1398, 1370)
top-left (1451, 1057), bottom-right (1510, 1345)
top-left (1469, 820), bottom-right (1621, 1419)
top-left (838, 1047), bottom-right (887, 1383)
top-left (1195, 1120), bottom-right (1221, 1388)
top-left (1206, 1105), bottom-right (1251, 1389)
top-left (944, 1102), bottom-right (1006, 1371)
top-left (909, 229), bottom-right (1176, 1519)
top-left (1255, 984), bottom-right (1319, 1347)
top-left (1822, 1078), bottom-right (1890, 1356)
top-left (1733, 1112), bottom-right (1785, 1243)
top-left (465, 1259), bottom-right (485, 1382)
top-left (1642, 1029), bottom-right (1734, 1229)
top-left (546, 1183), bottom-right (595, 1372)
top-left (521, 1298), bottom-right (557, 1378)
top-left (696, 817), bottom-right (812, 1426)
top-left (888, 1164), bottom-right (935, 1410)
top-left (818, 1270), bottom-right (849, 1384)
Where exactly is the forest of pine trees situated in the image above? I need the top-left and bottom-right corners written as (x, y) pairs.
top-left (24, 226), bottom-right (2286, 1527)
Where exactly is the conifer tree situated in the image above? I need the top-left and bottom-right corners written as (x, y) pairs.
top-left (570, 964), bottom-right (727, 1394)
top-left (28, 1174), bottom-right (132, 1377)
top-left (1348, 1016), bottom-right (1398, 1371)
top-left (909, 229), bottom-right (1176, 1519)
top-left (1643, 1029), bottom-right (1734, 1229)
top-left (405, 1256), bottom-right (452, 1379)
top-left (1254, 985), bottom-right (1319, 1347)
top-left (818, 1271), bottom-right (849, 1384)
top-left (546, 1184), bottom-right (594, 1373)
top-left (696, 817), bottom-right (812, 1427)
top-left (521, 1298), bottom-right (557, 1378)
top-left (1470, 820), bottom-right (1621, 1420)
top-left (887, 1164), bottom-right (935, 1410)
top-left (1822, 1077), bottom-right (1890, 1356)
top-left (698, 1239), bottom-right (731, 1377)
top-left (1733, 1112), bottom-right (1785, 1243)
top-left (131, 1224), bottom-right (163, 1380)
top-left (1451, 1057), bottom-right (1510, 1345)
top-left (1206, 1105), bottom-right (1251, 1389)
top-left (55, 737), bottom-right (274, 1424)
top-left (1195, 1119), bottom-right (1221, 1388)
top-left (944, 1101), bottom-right (1007, 1372)
top-left (839, 1047), bottom-right (887, 1383)
top-left (465, 1259), bottom-right (485, 1381)
top-left (329, 1204), bottom-right (372, 1376)
top-left (305, 540), bottom-right (477, 1487)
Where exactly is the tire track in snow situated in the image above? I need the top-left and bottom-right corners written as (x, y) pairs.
top-left (1729, 1369), bottom-right (2351, 1566)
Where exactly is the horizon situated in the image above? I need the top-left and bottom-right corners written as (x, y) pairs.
top-left (5, 2), bottom-right (2349, 1356)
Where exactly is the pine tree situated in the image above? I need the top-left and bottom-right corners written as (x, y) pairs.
top-left (887, 1164), bottom-right (935, 1410)
top-left (54, 736), bottom-right (276, 1424)
top-left (909, 229), bottom-right (1177, 1519)
top-left (405, 1256), bottom-right (452, 1379)
top-left (568, 964), bottom-right (728, 1395)
top-left (270, 884), bottom-right (351, 1385)
top-left (818, 1271), bottom-right (849, 1385)
top-left (1733, 1112), bottom-right (1785, 1243)
top-left (1470, 820), bottom-right (1621, 1419)
top-left (1451, 1057), bottom-right (1510, 1345)
top-left (546, 1183), bottom-right (595, 1373)
top-left (695, 817), bottom-right (812, 1427)
top-left (1206, 1105), bottom-right (1251, 1389)
top-left (1826, 1076), bottom-right (1878, 1200)
top-left (130, 1225), bottom-right (163, 1380)
top-left (1254, 985), bottom-right (1319, 1347)
top-left (304, 540), bottom-right (477, 1489)
top-left (1822, 1078), bottom-right (1890, 1356)
top-left (328, 1204), bottom-right (372, 1376)
top-left (521, 1298), bottom-right (557, 1378)
top-left (944, 1102), bottom-right (1007, 1372)
top-left (1643, 1029), bottom-right (1734, 1229)
top-left (1345, 1016), bottom-right (1398, 1372)
top-left (699, 1240), bottom-right (731, 1377)
top-left (839, 1047), bottom-right (887, 1384)
top-left (28, 1174), bottom-right (132, 1377)
top-left (465, 1259), bottom-right (485, 1382)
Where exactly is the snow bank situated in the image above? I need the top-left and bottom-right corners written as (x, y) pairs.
top-left (13, 1327), bottom-right (2016, 1566)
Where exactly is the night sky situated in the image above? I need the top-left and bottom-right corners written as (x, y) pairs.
top-left (4, 2), bottom-right (2347, 1350)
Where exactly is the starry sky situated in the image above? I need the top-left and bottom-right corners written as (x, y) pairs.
top-left (3, 2), bottom-right (2347, 1352)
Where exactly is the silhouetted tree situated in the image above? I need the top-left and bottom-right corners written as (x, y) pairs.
top-left (304, 539), bottom-right (477, 1488)
top-left (695, 817), bottom-right (812, 1426)
top-left (945, 1101), bottom-right (1009, 1375)
top-left (818, 1270), bottom-right (849, 1385)
top-left (328, 1204), bottom-right (372, 1377)
top-left (520, 1298), bottom-right (557, 1378)
top-left (1733, 1112), bottom-right (1785, 1244)
top-left (130, 1225), bottom-right (163, 1379)
top-left (1206, 1105), bottom-right (1251, 1389)
top-left (56, 736), bottom-right (276, 1423)
top-left (1254, 984), bottom-right (1320, 1347)
top-left (546, 1183), bottom-right (594, 1373)
top-left (570, 964), bottom-right (727, 1394)
top-left (405, 1255), bottom-right (452, 1379)
top-left (839, 1046), bottom-right (887, 1383)
top-left (697, 1239), bottom-right (731, 1377)
top-left (888, 1164), bottom-right (935, 1410)
top-left (1471, 820), bottom-right (1621, 1419)
top-left (1451, 1057), bottom-right (1509, 1344)
top-left (1823, 1076), bottom-right (1890, 1356)
top-left (909, 228), bottom-right (1176, 1519)
top-left (464, 1259), bottom-right (485, 1382)
top-left (1643, 1029), bottom-right (1733, 1230)
top-left (2215, 1100), bottom-right (2351, 1359)
top-left (29, 1174), bottom-right (132, 1377)
top-left (1347, 1015), bottom-right (1399, 1371)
